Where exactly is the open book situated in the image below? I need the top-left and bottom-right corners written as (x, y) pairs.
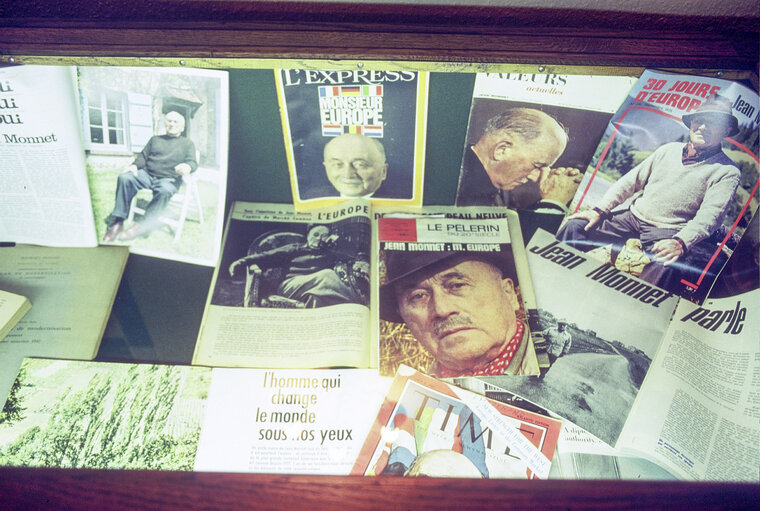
top-left (0, 65), bottom-right (229, 266)
top-left (0, 359), bottom-right (389, 475)
top-left (476, 229), bottom-right (759, 481)
top-left (192, 200), bottom-right (536, 377)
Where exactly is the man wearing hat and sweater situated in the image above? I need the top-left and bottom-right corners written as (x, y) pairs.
top-left (557, 93), bottom-right (741, 287)
top-left (380, 250), bottom-right (539, 378)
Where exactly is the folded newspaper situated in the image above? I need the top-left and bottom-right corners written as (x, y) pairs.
top-left (475, 229), bottom-right (759, 481)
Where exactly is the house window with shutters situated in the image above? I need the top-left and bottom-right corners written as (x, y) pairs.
top-left (82, 90), bottom-right (153, 154)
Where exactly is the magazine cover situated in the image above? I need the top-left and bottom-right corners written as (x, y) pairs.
top-left (375, 209), bottom-right (539, 378)
top-left (275, 69), bottom-right (428, 210)
top-left (192, 200), bottom-right (374, 369)
top-left (455, 73), bottom-right (637, 214)
top-left (559, 70), bottom-right (759, 303)
top-left (80, 66), bottom-right (229, 266)
top-left (351, 365), bottom-right (561, 479)
top-left (481, 229), bottom-right (681, 448)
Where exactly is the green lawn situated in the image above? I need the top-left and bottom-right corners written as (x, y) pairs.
top-left (87, 158), bottom-right (221, 262)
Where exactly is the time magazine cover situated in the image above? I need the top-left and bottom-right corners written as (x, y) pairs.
top-left (455, 72), bottom-right (637, 215)
top-left (560, 69), bottom-right (759, 303)
top-left (275, 69), bottom-right (428, 210)
top-left (351, 365), bottom-right (561, 479)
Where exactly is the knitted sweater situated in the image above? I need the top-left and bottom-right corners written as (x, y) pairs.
top-left (134, 135), bottom-right (197, 179)
top-left (596, 142), bottom-right (740, 249)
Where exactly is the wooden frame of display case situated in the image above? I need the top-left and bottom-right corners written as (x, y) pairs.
top-left (1, 2), bottom-right (758, 509)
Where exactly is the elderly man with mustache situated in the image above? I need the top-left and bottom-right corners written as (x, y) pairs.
top-left (380, 251), bottom-right (539, 377)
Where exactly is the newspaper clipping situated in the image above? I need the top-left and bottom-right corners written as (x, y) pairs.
top-left (617, 288), bottom-right (760, 481)
top-left (0, 65), bottom-right (97, 246)
top-left (482, 228), bottom-right (680, 448)
top-left (192, 200), bottom-right (373, 369)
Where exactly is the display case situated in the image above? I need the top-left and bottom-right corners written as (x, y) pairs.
top-left (1, 1), bottom-right (759, 508)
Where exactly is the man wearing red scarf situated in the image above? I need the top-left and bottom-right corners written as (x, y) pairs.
top-left (380, 251), bottom-right (539, 377)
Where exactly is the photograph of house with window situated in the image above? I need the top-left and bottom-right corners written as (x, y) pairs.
top-left (79, 66), bottom-right (229, 265)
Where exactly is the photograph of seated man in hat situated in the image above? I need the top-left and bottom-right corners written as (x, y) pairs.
top-left (211, 216), bottom-right (370, 309)
top-left (559, 92), bottom-right (759, 301)
top-left (379, 248), bottom-right (539, 378)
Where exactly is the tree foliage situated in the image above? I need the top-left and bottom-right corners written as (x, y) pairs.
top-left (733, 122), bottom-right (759, 150)
top-left (0, 366), bottom-right (27, 426)
top-left (0, 365), bottom-right (201, 470)
top-left (592, 136), bottom-right (638, 181)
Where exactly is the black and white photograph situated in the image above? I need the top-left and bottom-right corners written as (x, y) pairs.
top-left (485, 307), bottom-right (656, 447)
top-left (192, 200), bottom-right (375, 370)
top-left (455, 73), bottom-right (637, 215)
top-left (210, 216), bottom-right (371, 309)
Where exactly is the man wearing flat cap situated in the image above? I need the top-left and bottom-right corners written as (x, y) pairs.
top-left (380, 250), bottom-right (539, 378)
top-left (557, 93), bottom-right (742, 287)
